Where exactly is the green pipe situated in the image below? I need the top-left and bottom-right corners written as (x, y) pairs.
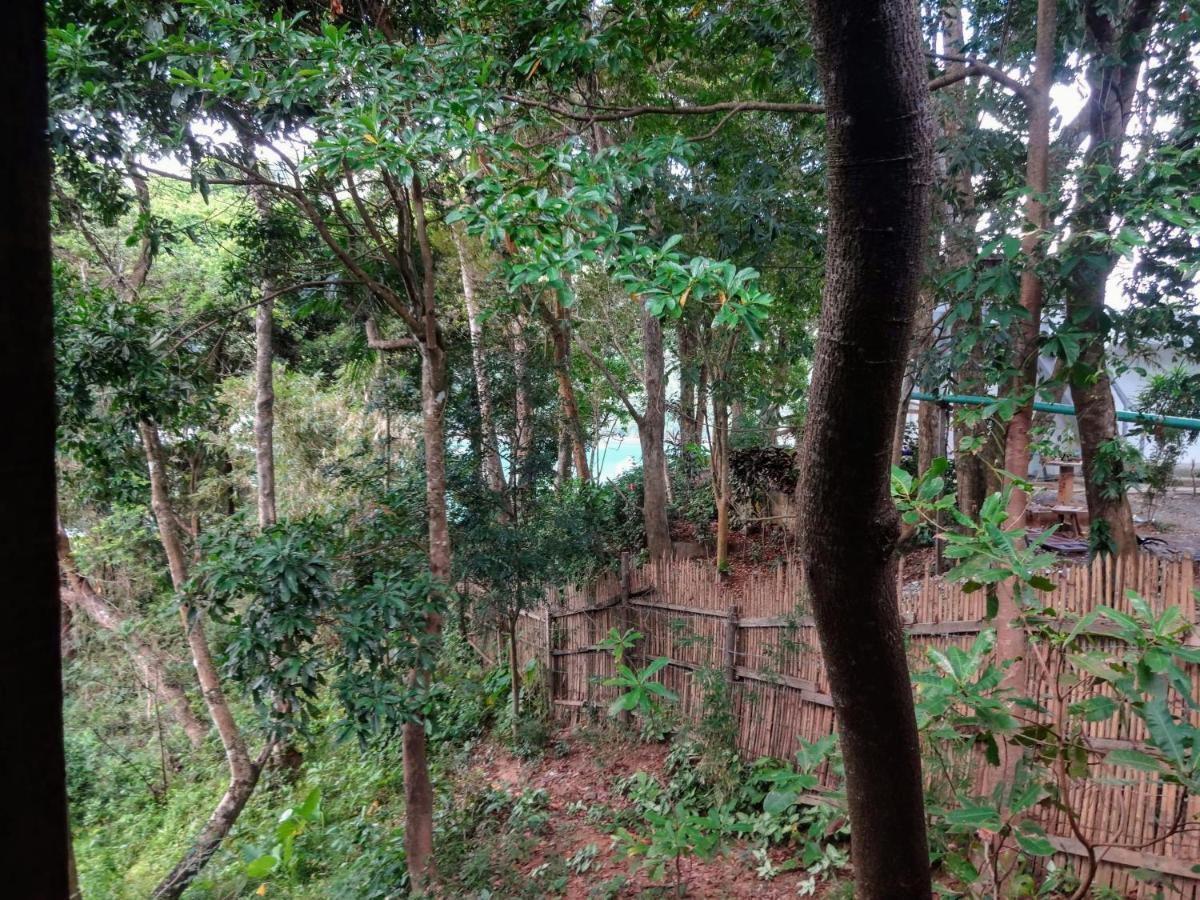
top-left (911, 391), bottom-right (1200, 432)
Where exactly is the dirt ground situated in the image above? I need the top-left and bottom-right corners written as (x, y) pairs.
top-left (473, 728), bottom-right (838, 899)
top-left (1048, 480), bottom-right (1200, 558)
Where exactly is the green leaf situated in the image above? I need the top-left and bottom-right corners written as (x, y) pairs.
top-left (641, 657), bottom-right (670, 678)
top-left (942, 852), bottom-right (980, 883)
top-left (245, 855), bottom-right (278, 878)
top-left (1069, 696), bottom-right (1117, 722)
top-left (1015, 831), bottom-right (1055, 857)
top-left (1027, 575), bottom-right (1055, 592)
top-left (763, 789), bottom-right (797, 815)
top-left (944, 804), bottom-right (1002, 831)
top-left (1103, 749), bottom-right (1164, 774)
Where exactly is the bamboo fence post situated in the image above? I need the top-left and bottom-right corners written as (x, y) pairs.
top-left (543, 607), bottom-right (553, 711)
top-left (725, 605), bottom-right (740, 685)
top-left (619, 552), bottom-right (633, 727)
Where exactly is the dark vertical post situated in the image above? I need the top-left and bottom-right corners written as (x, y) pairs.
top-left (618, 552), bottom-right (633, 726)
top-left (724, 606), bottom-right (739, 685)
top-left (1, 1), bottom-right (70, 894)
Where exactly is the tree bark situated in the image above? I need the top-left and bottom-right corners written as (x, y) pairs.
top-left (796, 1), bottom-right (933, 895)
top-left (640, 309), bottom-right (673, 559)
top-left (547, 303), bottom-right (591, 484)
top-left (678, 319), bottom-right (700, 450)
top-left (508, 617), bottom-right (521, 738)
top-left (990, 0), bottom-right (1059, 807)
top-left (403, 338), bottom-right (450, 891)
top-left (250, 189), bottom-right (278, 531)
top-left (141, 422), bottom-right (264, 900)
top-left (1066, 0), bottom-right (1159, 558)
top-left (451, 226), bottom-right (507, 499)
top-left (57, 525), bottom-right (207, 747)
top-left (1, 4), bottom-right (71, 891)
top-left (940, 0), bottom-right (987, 522)
top-left (509, 312), bottom-right (534, 498)
top-left (712, 398), bottom-right (731, 569)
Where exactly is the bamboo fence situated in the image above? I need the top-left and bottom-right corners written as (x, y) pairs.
top-left (511, 551), bottom-right (1200, 896)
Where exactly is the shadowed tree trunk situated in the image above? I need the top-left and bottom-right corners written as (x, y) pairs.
top-left (404, 336), bottom-right (450, 888)
top-left (2, 4), bottom-right (71, 893)
top-left (510, 312), bottom-right (534, 497)
top-left (992, 0), bottom-right (1058, 802)
top-left (142, 422), bottom-right (267, 900)
top-left (1066, 0), bottom-right (1159, 558)
top-left (639, 309), bottom-right (673, 559)
top-left (795, 0), bottom-right (933, 895)
top-left (712, 398), bottom-right (731, 569)
top-left (547, 302), bottom-right (591, 484)
top-left (937, 0), bottom-right (988, 521)
top-left (251, 186), bottom-right (278, 533)
top-left (678, 319), bottom-right (701, 450)
top-left (57, 525), bottom-right (207, 747)
top-left (452, 226), bottom-right (506, 499)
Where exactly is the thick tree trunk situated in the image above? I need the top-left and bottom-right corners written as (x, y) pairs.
top-left (2, 5), bottom-right (70, 891)
top-left (796, 1), bottom-right (933, 896)
top-left (639, 310), bottom-right (673, 559)
top-left (452, 227), bottom-right (506, 498)
top-left (917, 396), bottom-right (942, 476)
top-left (141, 422), bottom-right (264, 899)
top-left (1066, 0), bottom-right (1159, 558)
top-left (1072, 350), bottom-right (1138, 554)
top-left (57, 526), bottom-right (206, 746)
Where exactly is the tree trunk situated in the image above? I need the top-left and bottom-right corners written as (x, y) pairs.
top-left (941, 0), bottom-right (987, 522)
top-left (141, 422), bottom-right (264, 900)
top-left (452, 227), bottom-right (506, 499)
top-left (2, 5), bottom-right (71, 891)
top-left (555, 415), bottom-right (572, 488)
top-left (57, 525), bottom-right (206, 747)
top-left (403, 339), bottom-right (451, 891)
top-left (510, 313), bottom-right (534, 497)
top-left (509, 617), bottom-right (521, 739)
top-left (795, 1), bottom-right (933, 895)
top-left (251, 192), bottom-right (278, 532)
top-left (639, 309), bottom-right (673, 559)
top-left (548, 304), bottom-right (591, 484)
top-left (892, 375), bottom-right (912, 470)
top-left (917, 396), bottom-right (941, 477)
top-left (991, 0), bottom-right (1059, 805)
top-left (712, 399), bottom-right (730, 569)
top-left (1066, 0), bottom-right (1159, 558)
top-left (678, 320), bottom-right (700, 450)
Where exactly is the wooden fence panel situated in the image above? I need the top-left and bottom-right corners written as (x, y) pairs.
top-left (516, 552), bottom-right (1199, 893)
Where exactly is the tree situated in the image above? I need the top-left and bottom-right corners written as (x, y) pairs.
top-left (795, 0), bottom-right (934, 895)
top-left (1064, 0), bottom-right (1161, 558)
top-left (1, 3), bottom-right (70, 895)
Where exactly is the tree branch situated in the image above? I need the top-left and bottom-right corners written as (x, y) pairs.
top-left (365, 317), bottom-right (417, 350)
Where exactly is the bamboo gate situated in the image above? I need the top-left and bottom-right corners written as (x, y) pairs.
top-left (512, 552), bottom-right (1200, 896)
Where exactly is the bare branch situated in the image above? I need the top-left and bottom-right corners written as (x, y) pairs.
top-left (365, 317), bottom-right (417, 350)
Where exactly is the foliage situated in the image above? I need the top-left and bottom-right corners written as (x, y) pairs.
top-left (191, 515), bottom-right (446, 743)
top-left (900, 459), bottom-right (1200, 896)
top-left (614, 804), bottom-right (727, 895)
top-left (241, 788), bottom-right (324, 888)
